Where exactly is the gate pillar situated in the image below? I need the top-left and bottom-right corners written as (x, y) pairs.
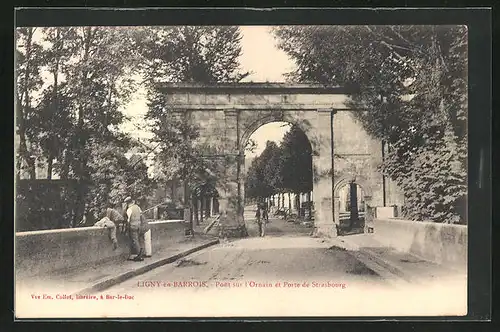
top-left (218, 110), bottom-right (248, 238)
top-left (312, 109), bottom-right (338, 237)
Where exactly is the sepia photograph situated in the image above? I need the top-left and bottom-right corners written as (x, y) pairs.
top-left (14, 19), bottom-right (470, 318)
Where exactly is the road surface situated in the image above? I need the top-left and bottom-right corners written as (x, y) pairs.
top-left (98, 210), bottom-right (466, 317)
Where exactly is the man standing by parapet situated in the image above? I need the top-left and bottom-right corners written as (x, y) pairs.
top-left (124, 197), bottom-right (145, 262)
top-left (106, 205), bottom-right (126, 235)
top-left (93, 205), bottom-right (126, 250)
top-left (93, 215), bottom-right (119, 250)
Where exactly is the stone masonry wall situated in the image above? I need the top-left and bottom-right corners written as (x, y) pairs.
top-left (332, 111), bottom-right (404, 207)
top-left (333, 111), bottom-right (384, 206)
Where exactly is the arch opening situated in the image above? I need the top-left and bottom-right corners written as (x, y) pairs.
top-left (241, 120), bottom-right (314, 237)
top-left (333, 174), bottom-right (373, 233)
top-left (239, 113), bottom-right (315, 154)
top-left (336, 182), bottom-right (365, 230)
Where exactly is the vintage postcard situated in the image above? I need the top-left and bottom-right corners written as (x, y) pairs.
top-left (14, 11), bottom-right (474, 319)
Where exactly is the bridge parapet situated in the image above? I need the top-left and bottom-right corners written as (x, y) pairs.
top-left (371, 218), bottom-right (467, 272)
top-left (15, 220), bottom-right (185, 279)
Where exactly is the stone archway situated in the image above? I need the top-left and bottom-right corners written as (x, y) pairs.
top-left (155, 83), bottom-right (382, 238)
top-left (333, 173), bottom-right (373, 229)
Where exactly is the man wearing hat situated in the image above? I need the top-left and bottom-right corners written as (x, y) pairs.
top-left (124, 196), bottom-right (145, 261)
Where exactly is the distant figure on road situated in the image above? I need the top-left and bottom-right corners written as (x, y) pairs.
top-left (256, 206), bottom-right (266, 237)
top-left (124, 197), bottom-right (146, 262)
top-left (262, 202), bottom-right (269, 223)
top-left (93, 216), bottom-right (118, 250)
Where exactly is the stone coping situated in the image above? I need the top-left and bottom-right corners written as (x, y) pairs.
top-left (156, 82), bottom-right (357, 94)
top-left (15, 219), bottom-right (185, 236)
top-left (379, 218), bottom-right (467, 228)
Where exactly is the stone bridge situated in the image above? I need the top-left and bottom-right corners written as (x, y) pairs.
top-left (157, 83), bottom-right (403, 237)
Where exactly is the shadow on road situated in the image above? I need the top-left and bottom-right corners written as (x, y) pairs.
top-left (327, 245), bottom-right (380, 277)
top-left (175, 258), bottom-right (208, 268)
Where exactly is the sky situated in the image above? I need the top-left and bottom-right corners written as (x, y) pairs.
top-left (120, 26), bottom-right (296, 157)
top-left (245, 122), bottom-right (291, 157)
top-left (238, 26), bottom-right (294, 158)
top-left (239, 26), bottom-right (295, 83)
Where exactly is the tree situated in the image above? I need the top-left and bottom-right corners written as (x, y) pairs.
top-left (83, 144), bottom-right (154, 224)
top-left (280, 125), bottom-right (313, 214)
top-left (281, 125), bottom-right (313, 195)
top-left (245, 141), bottom-right (282, 202)
top-left (16, 27), bottom-right (136, 180)
top-left (62, 27), bottom-right (138, 177)
top-left (57, 27), bottom-right (141, 225)
top-left (125, 153), bottom-right (157, 207)
top-left (245, 155), bottom-right (268, 201)
top-left (262, 141), bottom-right (284, 197)
top-left (15, 27), bottom-right (45, 179)
top-left (136, 26), bottom-right (249, 84)
top-left (273, 25), bottom-right (467, 224)
top-left (34, 28), bottom-right (80, 179)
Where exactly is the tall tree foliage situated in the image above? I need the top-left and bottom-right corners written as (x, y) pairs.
top-left (245, 143), bottom-right (276, 200)
top-left (15, 27), bottom-right (146, 227)
top-left (261, 141), bottom-right (284, 197)
top-left (36, 28), bottom-right (77, 179)
top-left (245, 136), bottom-right (313, 203)
top-left (61, 27), bottom-right (138, 181)
top-left (84, 144), bottom-right (153, 224)
top-left (137, 26), bottom-right (249, 84)
top-left (273, 25), bottom-right (467, 223)
top-left (280, 125), bottom-right (313, 195)
top-left (16, 28), bottom-right (45, 179)
top-left (245, 158), bottom-right (264, 201)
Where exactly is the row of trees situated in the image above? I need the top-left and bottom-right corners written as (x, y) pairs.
top-left (273, 26), bottom-right (467, 224)
top-left (245, 125), bottom-right (313, 214)
top-left (16, 26), bottom-right (249, 228)
top-left (16, 27), bottom-right (153, 226)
